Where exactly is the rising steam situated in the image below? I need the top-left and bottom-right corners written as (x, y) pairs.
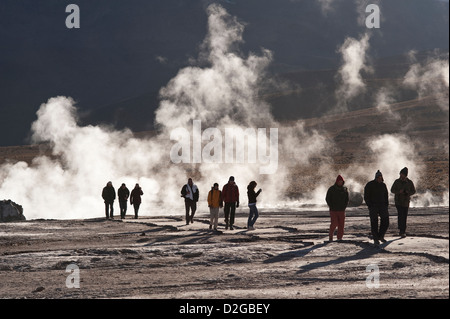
top-left (335, 33), bottom-right (372, 111)
top-left (403, 53), bottom-right (449, 111)
top-left (0, 4), bottom-right (447, 220)
top-left (0, 4), bottom-right (329, 219)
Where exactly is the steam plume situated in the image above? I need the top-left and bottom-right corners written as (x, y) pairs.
top-left (0, 4), bottom-right (329, 219)
top-left (403, 54), bottom-right (449, 111)
top-left (335, 33), bottom-right (372, 111)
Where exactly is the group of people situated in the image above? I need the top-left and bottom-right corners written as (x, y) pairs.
top-left (326, 167), bottom-right (416, 245)
top-left (181, 176), bottom-right (261, 231)
top-left (101, 182), bottom-right (144, 219)
top-left (102, 167), bottom-right (416, 243)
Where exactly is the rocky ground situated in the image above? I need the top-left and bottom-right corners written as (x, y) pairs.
top-left (0, 207), bottom-right (447, 300)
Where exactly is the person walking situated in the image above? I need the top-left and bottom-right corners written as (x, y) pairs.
top-left (102, 181), bottom-right (116, 219)
top-left (130, 183), bottom-right (143, 219)
top-left (391, 167), bottom-right (416, 238)
top-left (364, 170), bottom-right (390, 245)
top-left (118, 183), bottom-right (130, 219)
top-left (207, 183), bottom-right (223, 231)
top-left (247, 181), bottom-right (262, 230)
top-left (181, 178), bottom-right (199, 225)
top-left (222, 176), bottom-right (239, 230)
top-left (325, 175), bottom-right (349, 242)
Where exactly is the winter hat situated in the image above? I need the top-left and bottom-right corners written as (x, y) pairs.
top-left (229, 176), bottom-right (235, 182)
top-left (400, 167), bottom-right (408, 176)
top-left (335, 175), bottom-right (345, 185)
top-left (375, 170), bottom-right (383, 179)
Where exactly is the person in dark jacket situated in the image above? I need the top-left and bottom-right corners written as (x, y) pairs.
top-left (364, 170), bottom-right (389, 245)
top-left (102, 181), bottom-right (116, 219)
top-left (325, 175), bottom-right (349, 242)
top-left (247, 181), bottom-right (262, 230)
top-left (391, 167), bottom-right (416, 238)
top-left (222, 176), bottom-right (239, 230)
top-left (118, 183), bottom-right (130, 219)
top-left (181, 178), bottom-right (199, 225)
top-left (130, 183), bottom-right (143, 219)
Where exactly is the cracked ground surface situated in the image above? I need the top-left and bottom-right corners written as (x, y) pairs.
top-left (0, 207), bottom-right (448, 299)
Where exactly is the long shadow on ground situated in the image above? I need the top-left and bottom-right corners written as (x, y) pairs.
top-left (263, 238), bottom-right (402, 274)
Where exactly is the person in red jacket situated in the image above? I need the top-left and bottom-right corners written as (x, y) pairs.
top-left (130, 183), bottom-right (143, 219)
top-left (222, 176), bottom-right (239, 230)
top-left (325, 175), bottom-right (349, 242)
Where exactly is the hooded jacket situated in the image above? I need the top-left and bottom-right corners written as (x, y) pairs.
top-left (325, 175), bottom-right (349, 211)
top-left (102, 185), bottom-right (116, 203)
top-left (130, 187), bottom-right (143, 205)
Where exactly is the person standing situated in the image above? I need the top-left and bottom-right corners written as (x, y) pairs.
top-left (391, 167), bottom-right (416, 238)
top-left (118, 183), bottom-right (130, 219)
top-left (102, 181), bottom-right (116, 219)
top-left (364, 170), bottom-right (390, 245)
top-left (325, 175), bottom-right (349, 242)
top-left (222, 176), bottom-right (239, 230)
top-left (130, 183), bottom-right (143, 219)
top-left (207, 183), bottom-right (223, 231)
top-left (247, 181), bottom-right (262, 230)
top-left (181, 178), bottom-right (199, 225)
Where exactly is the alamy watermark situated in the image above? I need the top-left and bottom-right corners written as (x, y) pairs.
top-left (169, 120), bottom-right (278, 174)
top-left (65, 4), bottom-right (80, 29)
top-left (365, 4), bottom-right (380, 29)
top-left (65, 263), bottom-right (80, 288)
top-left (365, 263), bottom-right (380, 288)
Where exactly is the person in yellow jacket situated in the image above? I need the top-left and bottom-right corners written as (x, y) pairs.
top-left (208, 183), bottom-right (223, 231)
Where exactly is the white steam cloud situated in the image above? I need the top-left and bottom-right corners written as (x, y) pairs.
top-left (403, 54), bottom-right (449, 111)
top-left (317, 0), bottom-right (382, 25)
top-left (374, 87), bottom-right (400, 120)
top-left (317, 0), bottom-right (338, 15)
top-left (156, 4), bottom-right (273, 131)
top-left (335, 33), bottom-right (372, 110)
top-left (365, 134), bottom-right (423, 185)
top-left (0, 5), bottom-right (447, 221)
top-left (302, 134), bottom-right (420, 206)
top-left (0, 4), bottom-right (329, 219)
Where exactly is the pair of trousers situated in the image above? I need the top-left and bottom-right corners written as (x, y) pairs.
top-left (209, 207), bottom-right (219, 229)
top-left (224, 202), bottom-right (236, 227)
top-left (105, 202), bottom-right (114, 218)
top-left (329, 210), bottom-right (345, 240)
top-left (396, 205), bottom-right (409, 234)
top-left (133, 203), bottom-right (140, 218)
top-left (185, 199), bottom-right (196, 224)
top-left (119, 201), bottom-right (127, 218)
top-left (369, 206), bottom-right (389, 240)
top-left (247, 204), bottom-right (259, 228)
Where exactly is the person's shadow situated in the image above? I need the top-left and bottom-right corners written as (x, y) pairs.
top-left (263, 238), bottom-right (401, 275)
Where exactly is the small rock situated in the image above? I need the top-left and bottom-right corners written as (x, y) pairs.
top-left (182, 251), bottom-right (203, 258)
top-left (32, 286), bottom-right (45, 293)
top-left (392, 262), bottom-right (407, 269)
